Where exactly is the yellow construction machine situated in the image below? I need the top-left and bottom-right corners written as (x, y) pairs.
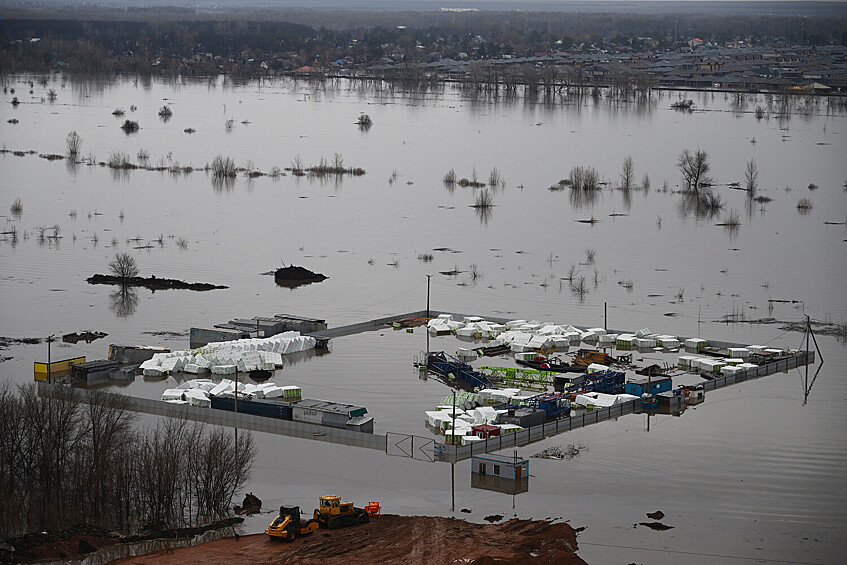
top-left (265, 505), bottom-right (319, 541)
top-left (312, 495), bottom-right (370, 529)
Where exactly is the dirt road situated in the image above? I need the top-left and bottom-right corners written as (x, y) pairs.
top-left (111, 515), bottom-right (586, 565)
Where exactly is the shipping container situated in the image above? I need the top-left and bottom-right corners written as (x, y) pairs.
top-left (34, 356), bottom-right (86, 381)
top-left (291, 399), bottom-right (368, 430)
top-left (210, 393), bottom-right (292, 420)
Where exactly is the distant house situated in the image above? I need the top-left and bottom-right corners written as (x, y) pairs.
top-left (293, 65), bottom-right (322, 75)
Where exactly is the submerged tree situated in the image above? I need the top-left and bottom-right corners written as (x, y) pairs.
top-left (745, 158), bottom-right (759, 194)
top-left (109, 252), bottom-right (139, 280)
top-left (620, 155), bottom-right (635, 191)
top-left (677, 149), bottom-right (712, 192)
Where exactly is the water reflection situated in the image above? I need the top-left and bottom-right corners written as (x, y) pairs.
top-left (111, 285), bottom-right (138, 317)
top-left (568, 187), bottom-right (602, 210)
top-left (677, 190), bottom-right (724, 220)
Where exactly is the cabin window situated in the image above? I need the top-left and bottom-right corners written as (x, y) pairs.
top-left (493, 464), bottom-right (501, 476)
top-left (479, 463), bottom-right (486, 474)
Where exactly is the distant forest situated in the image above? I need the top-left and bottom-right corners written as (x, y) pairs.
top-left (1, 6), bottom-right (845, 76)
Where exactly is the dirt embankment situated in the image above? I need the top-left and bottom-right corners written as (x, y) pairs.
top-left (110, 515), bottom-right (586, 565)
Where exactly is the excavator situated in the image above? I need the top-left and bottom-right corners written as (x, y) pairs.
top-left (265, 505), bottom-right (319, 541)
top-left (312, 495), bottom-right (370, 529)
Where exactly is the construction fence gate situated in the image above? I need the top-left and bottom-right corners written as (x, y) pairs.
top-left (386, 432), bottom-right (440, 462)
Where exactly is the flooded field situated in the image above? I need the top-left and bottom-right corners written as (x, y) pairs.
top-left (2, 74), bottom-right (846, 563)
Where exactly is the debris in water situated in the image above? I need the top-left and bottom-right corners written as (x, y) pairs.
top-left (639, 521), bottom-right (674, 531)
top-left (484, 515), bottom-right (503, 523)
top-left (532, 443), bottom-right (588, 460)
top-left (62, 331), bottom-right (108, 344)
top-left (646, 510), bottom-right (665, 520)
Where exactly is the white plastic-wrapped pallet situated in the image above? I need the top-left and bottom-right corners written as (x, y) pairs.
top-left (685, 338), bottom-right (708, 350)
top-left (184, 389), bottom-right (210, 407)
top-left (586, 363), bottom-right (609, 374)
top-left (139, 357), bottom-right (160, 371)
top-left (728, 348), bottom-right (750, 359)
top-left (506, 320), bottom-right (527, 329)
top-left (587, 327), bottom-right (607, 336)
top-left (161, 389), bottom-right (184, 401)
top-left (209, 380), bottom-right (234, 396)
top-left (528, 335), bottom-right (552, 349)
top-left (599, 334), bottom-right (617, 345)
top-left (564, 332), bottom-right (582, 344)
top-left (552, 337), bottom-right (569, 349)
top-left (212, 364), bottom-right (236, 375)
top-left (580, 331), bottom-right (598, 343)
top-left (143, 367), bottom-right (163, 377)
top-left (635, 328), bottom-right (651, 338)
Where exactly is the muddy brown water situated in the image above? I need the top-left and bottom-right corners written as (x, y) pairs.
top-left (2, 75), bottom-right (846, 563)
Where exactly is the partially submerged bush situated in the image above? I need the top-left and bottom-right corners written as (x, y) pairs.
top-left (569, 166), bottom-right (600, 191)
top-left (66, 131), bottom-right (82, 159)
top-left (120, 120), bottom-right (139, 133)
top-left (443, 169), bottom-right (456, 186)
top-left (107, 151), bottom-right (136, 169)
top-left (10, 198), bottom-right (22, 217)
top-left (158, 105), bottom-right (173, 118)
top-left (211, 155), bottom-right (237, 179)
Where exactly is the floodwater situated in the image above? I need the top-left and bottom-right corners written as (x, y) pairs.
top-left (2, 75), bottom-right (846, 564)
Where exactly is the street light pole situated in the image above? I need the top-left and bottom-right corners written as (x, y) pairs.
top-left (426, 274), bottom-right (432, 319)
top-left (46, 334), bottom-right (55, 384)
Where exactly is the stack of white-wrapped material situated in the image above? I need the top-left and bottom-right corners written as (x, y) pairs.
top-left (209, 380), bottom-right (234, 396)
top-left (162, 389), bottom-right (184, 402)
top-left (574, 392), bottom-right (639, 408)
top-left (657, 336), bottom-right (680, 349)
top-left (425, 410), bottom-right (453, 429)
top-left (599, 333), bottom-right (618, 346)
top-left (586, 363), bottom-right (609, 374)
top-left (685, 338), bottom-right (708, 350)
top-left (142, 333), bottom-right (313, 377)
top-left (471, 406), bottom-right (499, 425)
top-left (183, 389), bottom-right (210, 407)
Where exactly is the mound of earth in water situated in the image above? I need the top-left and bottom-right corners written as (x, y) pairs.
top-left (86, 274), bottom-right (228, 291)
top-left (109, 515), bottom-right (586, 565)
top-left (274, 265), bottom-right (327, 289)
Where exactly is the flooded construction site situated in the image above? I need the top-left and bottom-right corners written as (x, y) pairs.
top-left (2, 74), bottom-right (846, 563)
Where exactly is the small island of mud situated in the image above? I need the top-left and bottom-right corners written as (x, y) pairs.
top-left (274, 265), bottom-right (327, 289)
top-left (86, 274), bottom-right (228, 291)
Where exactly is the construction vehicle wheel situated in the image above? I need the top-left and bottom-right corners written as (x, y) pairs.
top-left (286, 529), bottom-right (295, 542)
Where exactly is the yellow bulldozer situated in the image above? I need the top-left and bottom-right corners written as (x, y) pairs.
top-left (265, 505), bottom-right (319, 541)
top-left (312, 495), bottom-right (370, 529)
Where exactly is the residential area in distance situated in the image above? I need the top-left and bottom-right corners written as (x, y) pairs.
top-left (1, 5), bottom-right (846, 94)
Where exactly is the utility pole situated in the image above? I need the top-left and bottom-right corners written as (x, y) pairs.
top-left (46, 334), bottom-right (55, 384)
top-left (426, 274), bottom-right (432, 318)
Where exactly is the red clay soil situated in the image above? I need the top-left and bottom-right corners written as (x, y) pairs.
top-left (111, 515), bottom-right (587, 565)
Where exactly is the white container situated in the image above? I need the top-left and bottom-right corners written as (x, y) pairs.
top-left (685, 338), bottom-right (708, 350)
top-left (161, 389), bottom-right (184, 401)
top-left (728, 348), bottom-right (750, 360)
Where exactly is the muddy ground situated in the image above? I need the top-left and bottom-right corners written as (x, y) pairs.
top-left (111, 515), bottom-right (586, 565)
